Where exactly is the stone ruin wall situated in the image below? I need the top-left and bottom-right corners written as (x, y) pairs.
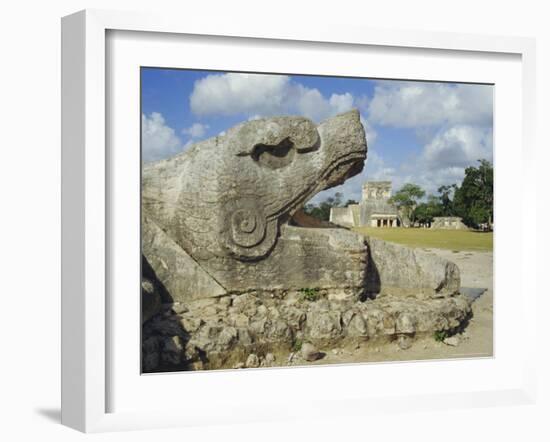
top-left (431, 217), bottom-right (468, 230)
top-left (329, 204), bottom-right (360, 227)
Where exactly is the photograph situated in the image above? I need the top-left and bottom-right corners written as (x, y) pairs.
top-left (140, 68), bottom-right (494, 372)
top-left (0, 0), bottom-right (544, 438)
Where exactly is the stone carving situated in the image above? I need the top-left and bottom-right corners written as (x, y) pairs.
top-left (142, 110), bottom-right (369, 301)
top-left (365, 237), bottom-right (460, 297)
top-left (141, 109), bottom-right (469, 371)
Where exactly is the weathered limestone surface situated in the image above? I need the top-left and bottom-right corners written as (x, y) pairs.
top-left (142, 110), bottom-right (368, 299)
top-left (142, 215), bottom-right (226, 302)
top-left (365, 237), bottom-right (461, 297)
top-left (142, 289), bottom-right (472, 371)
top-left (431, 216), bottom-right (468, 230)
top-left (329, 206), bottom-right (356, 227)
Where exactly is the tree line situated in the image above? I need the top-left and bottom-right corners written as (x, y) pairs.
top-left (304, 159), bottom-right (493, 230)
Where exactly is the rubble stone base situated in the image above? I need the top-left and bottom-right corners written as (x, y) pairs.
top-left (142, 289), bottom-right (472, 372)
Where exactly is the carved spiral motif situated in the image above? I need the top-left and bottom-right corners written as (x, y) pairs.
top-left (231, 207), bottom-right (264, 247)
top-left (221, 197), bottom-right (278, 260)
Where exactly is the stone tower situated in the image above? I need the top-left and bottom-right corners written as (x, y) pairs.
top-left (330, 181), bottom-right (401, 228)
top-left (359, 181), bottom-right (400, 227)
top-left (362, 181), bottom-right (392, 201)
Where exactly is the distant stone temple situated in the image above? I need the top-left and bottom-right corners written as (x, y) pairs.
top-left (431, 216), bottom-right (468, 230)
top-left (330, 181), bottom-right (401, 228)
top-left (360, 181), bottom-right (401, 228)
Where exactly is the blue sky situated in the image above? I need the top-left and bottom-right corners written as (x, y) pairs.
top-left (141, 68), bottom-right (493, 203)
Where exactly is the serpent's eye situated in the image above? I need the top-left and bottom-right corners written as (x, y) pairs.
top-left (251, 138), bottom-right (295, 169)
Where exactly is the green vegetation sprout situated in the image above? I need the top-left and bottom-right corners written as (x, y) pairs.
top-left (433, 330), bottom-right (449, 342)
top-left (292, 339), bottom-right (303, 352)
top-left (299, 287), bottom-right (321, 302)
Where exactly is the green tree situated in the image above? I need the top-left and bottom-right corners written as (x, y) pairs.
top-left (413, 195), bottom-right (442, 225)
top-left (304, 192), bottom-right (344, 221)
top-left (437, 184), bottom-right (457, 216)
top-left (330, 192), bottom-right (344, 208)
top-left (453, 159), bottom-right (493, 228)
top-left (389, 183), bottom-right (426, 225)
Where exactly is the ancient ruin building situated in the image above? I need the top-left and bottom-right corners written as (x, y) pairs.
top-left (329, 205), bottom-right (360, 228)
top-left (330, 181), bottom-right (401, 228)
top-left (360, 181), bottom-right (401, 227)
top-left (431, 216), bottom-right (468, 230)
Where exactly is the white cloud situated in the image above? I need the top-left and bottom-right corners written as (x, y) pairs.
top-left (293, 86), bottom-right (332, 121)
top-left (189, 72), bottom-right (356, 122)
top-left (355, 94), bottom-right (369, 112)
top-left (423, 125), bottom-right (493, 170)
top-left (141, 112), bottom-right (182, 162)
top-left (360, 116), bottom-right (378, 147)
top-left (329, 92), bottom-right (354, 114)
top-left (190, 73), bottom-right (290, 117)
top-left (364, 150), bottom-right (396, 182)
top-left (394, 166), bottom-right (465, 198)
top-left (368, 81), bottom-right (493, 128)
top-left (354, 81), bottom-right (494, 198)
top-left (182, 122), bottom-right (209, 138)
top-left (388, 124), bottom-right (493, 196)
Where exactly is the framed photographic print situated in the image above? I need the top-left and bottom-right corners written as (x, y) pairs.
top-left (61, 9), bottom-right (537, 432)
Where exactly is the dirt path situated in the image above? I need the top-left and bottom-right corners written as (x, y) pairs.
top-left (292, 249), bottom-right (494, 366)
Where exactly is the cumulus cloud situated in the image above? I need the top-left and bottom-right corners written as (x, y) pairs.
top-left (364, 150), bottom-right (396, 182)
top-left (329, 92), bottom-right (354, 113)
top-left (356, 80), bottom-right (495, 197)
top-left (423, 125), bottom-right (493, 170)
top-left (360, 116), bottom-right (377, 147)
top-left (387, 124), bottom-right (493, 196)
top-left (355, 94), bottom-right (370, 112)
top-left (141, 112), bottom-right (182, 162)
top-left (190, 73), bottom-right (290, 117)
top-left (189, 72), bottom-right (355, 122)
top-left (395, 165), bottom-right (468, 198)
top-left (368, 81), bottom-right (493, 128)
top-left (182, 122), bottom-right (209, 139)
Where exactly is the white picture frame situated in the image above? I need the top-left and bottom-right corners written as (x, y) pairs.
top-left (61, 9), bottom-right (537, 433)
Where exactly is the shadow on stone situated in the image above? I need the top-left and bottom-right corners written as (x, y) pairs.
top-left (361, 238), bottom-right (381, 301)
top-left (142, 255), bottom-right (198, 373)
top-left (142, 255), bottom-right (173, 305)
top-left (459, 287), bottom-right (487, 303)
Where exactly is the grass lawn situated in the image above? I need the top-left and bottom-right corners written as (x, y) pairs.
top-left (353, 227), bottom-right (493, 252)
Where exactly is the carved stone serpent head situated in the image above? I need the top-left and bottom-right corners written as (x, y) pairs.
top-left (142, 109), bottom-right (367, 265)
